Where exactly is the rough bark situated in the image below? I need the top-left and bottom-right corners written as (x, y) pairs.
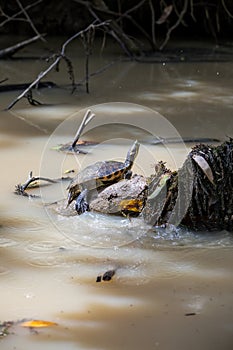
top-left (143, 139), bottom-right (233, 231)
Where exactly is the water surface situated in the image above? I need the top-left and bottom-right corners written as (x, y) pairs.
top-left (0, 39), bottom-right (233, 349)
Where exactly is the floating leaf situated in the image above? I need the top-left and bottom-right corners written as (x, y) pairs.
top-left (192, 155), bottom-right (214, 185)
top-left (20, 320), bottom-right (58, 328)
top-left (64, 169), bottom-right (75, 174)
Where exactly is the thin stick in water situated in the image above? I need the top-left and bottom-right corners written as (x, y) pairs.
top-left (71, 109), bottom-right (95, 148)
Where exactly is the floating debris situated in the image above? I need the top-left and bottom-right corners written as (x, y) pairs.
top-left (0, 321), bottom-right (14, 338)
top-left (96, 275), bottom-right (102, 283)
top-left (0, 318), bottom-right (58, 338)
top-left (96, 269), bottom-right (116, 282)
top-left (184, 312), bottom-right (197, 317)
top-left (102, 269), bottom-right (116, 281)
top-left (20, 319), bottom-right (58, 328)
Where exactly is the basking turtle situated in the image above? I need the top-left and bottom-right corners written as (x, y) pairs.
top-left (67, 140), bottom-right (140, 214)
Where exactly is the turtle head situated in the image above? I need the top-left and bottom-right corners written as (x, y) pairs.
top-left (125, 140), bottom-right (140, 168)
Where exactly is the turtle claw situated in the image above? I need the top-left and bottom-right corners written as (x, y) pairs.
top-left (75, 189), bottom-right (90, 214)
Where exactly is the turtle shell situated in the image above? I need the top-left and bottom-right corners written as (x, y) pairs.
top-left (68, 160), bottom-right (128, 193)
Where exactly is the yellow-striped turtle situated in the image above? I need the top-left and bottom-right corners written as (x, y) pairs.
top-left (67, 140), bottom-right (140, 214)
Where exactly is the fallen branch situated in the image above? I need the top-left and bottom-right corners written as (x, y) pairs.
top-left (15, 171), bottom-right (57, 197)
top-left (0, 34), bottom-right (45, 59)
top-left (6, 21), bottom-right (109, 110)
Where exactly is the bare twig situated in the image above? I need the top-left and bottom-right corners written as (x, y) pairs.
top-left (190, 0), bottom-right (196, 22)
top-left (221, 0), bottom-right (233, 19)
top-left (73, 0), bottom-right (141, 56)
top-left (117, 0), bottom-right (123, 29)
top-left (80, 25), bottom-right (96, 93)
top-left (148, 0), bottom-right (156, 47)
top-left (15, 0), bottom-right (45, 41)
top-left (159, 0), bottom-right (188, 50)
top-left (173, 2), bottom-right (187, 27)
top-left (71, 58), bottom-right (122, 90)
top-left (0, 78), bottom-right (8, 84)
top-left (118, 0), bottom-right (147, 17)
top-left (0, 0), bottom-right (43, 27)
top-left (6, 21), bottom-right (108, 110)
top-left (205, 6), bottom-right (217, 40)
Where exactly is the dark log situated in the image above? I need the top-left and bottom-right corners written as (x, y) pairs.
top-left (143, 139), bottom-right (233, 231)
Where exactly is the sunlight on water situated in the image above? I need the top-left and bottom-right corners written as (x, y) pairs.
top-left (52, 212), bottom-right (149, 248)
top-left (169, 91), bottom-right (198, 98)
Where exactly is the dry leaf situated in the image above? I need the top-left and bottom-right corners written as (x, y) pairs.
top-left (192, 155), bottom-right (214, 184)
top-left (156, 5), bottom-right (173, 24)
top-left (120, 199), bottom-right (144, 214)
top-left (148, 174), bottom-right (171, 200)
top-left (20, 320), bottom-right (58, 328)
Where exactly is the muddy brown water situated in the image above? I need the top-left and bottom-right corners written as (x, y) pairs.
top-left (0, 38), bottom-right (233, 349)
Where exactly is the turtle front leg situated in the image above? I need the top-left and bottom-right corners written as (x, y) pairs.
top-left (75, 189), bottom-right (90, 214)
top-left (124, 170), bottom-right (132, 180)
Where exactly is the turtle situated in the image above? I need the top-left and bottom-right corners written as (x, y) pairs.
top-left (67, 140), bottom-right (140, 214)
